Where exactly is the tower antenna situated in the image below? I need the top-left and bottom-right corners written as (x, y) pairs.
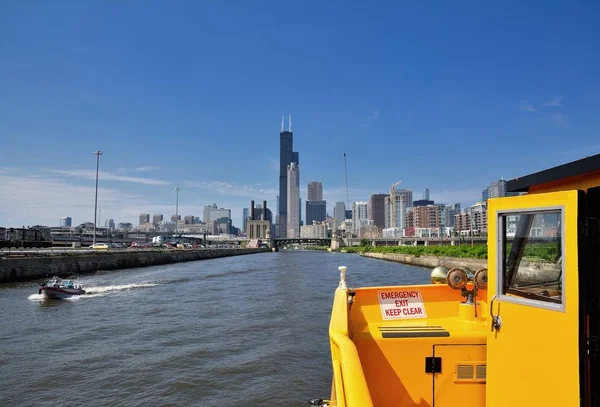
top-left (281, 114), bottom-right (284, 133)
top-left (344, 153), bottom-right (350, 210)
top-left (289, 114), bottom-right (292, 132)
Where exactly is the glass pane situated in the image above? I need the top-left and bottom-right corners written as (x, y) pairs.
top-left (502, 211), bottom-right (562, 304)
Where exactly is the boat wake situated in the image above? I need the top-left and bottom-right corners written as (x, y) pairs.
top-left (84, 282), bottom-right (159, 296)
top-left (28, 282), bottom-right (159, 301)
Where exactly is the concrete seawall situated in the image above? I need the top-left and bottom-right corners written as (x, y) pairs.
top-left (360, 252), bottom-right (487, 271)
top-left (0, 248), bottom-right (269, 283)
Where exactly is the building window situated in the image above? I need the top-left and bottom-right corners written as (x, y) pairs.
top-left (499, 210), bottom-right (563, 307)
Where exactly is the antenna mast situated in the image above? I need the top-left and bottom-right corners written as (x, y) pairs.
top-left (344, 153), bottom-right (350, 211)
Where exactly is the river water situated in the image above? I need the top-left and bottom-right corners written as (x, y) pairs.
top-left (0, 251), bottom-right (431, 406)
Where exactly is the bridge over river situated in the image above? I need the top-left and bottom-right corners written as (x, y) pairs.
top-left (273, 238), bottom-right (331, 249)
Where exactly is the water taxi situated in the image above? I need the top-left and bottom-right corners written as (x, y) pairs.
top-left (320, 154), bottom-right (599, 406)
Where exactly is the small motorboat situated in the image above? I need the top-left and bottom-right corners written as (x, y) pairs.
top-left (39, 276), bottom-right (85, 299)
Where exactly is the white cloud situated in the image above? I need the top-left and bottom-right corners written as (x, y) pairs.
top-left (0, 173), bottom-right (150, 227)
top-left (47, 169), bottom-right (169, 185)
top-left (132, 166), bottom-right (161, 172)
top-left (183, 180), bottom-right (278, 199)
top-left (518, 104), bottom-right (537, 112)
top-left (543, 96), bottom-right (563, 107)
top-left (552, 113), bottom-right (568, 127)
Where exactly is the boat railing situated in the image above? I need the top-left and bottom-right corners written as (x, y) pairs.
top-left (329, 329), bottom-right (373, 407)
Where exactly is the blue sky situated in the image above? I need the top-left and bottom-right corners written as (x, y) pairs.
top-left (1, 1), bottom-right (600, 228)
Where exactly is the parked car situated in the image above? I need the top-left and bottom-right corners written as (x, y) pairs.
top-left (90, 243), bottom-right (109, 250)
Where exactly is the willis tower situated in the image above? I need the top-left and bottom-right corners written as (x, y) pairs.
top-left (278, 115), bottom-right (299, 238)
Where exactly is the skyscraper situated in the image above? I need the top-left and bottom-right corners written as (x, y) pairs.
top-left (60, 217), bottom-right (72, 227)
top-left (287, 162), bottom-right (300, 238)
top-left (306, 200), bottom-right (327, 224)
top-left (152, 214), bottom-right (163, 224)
top-left (367, 194), bottom-right (387, 229)
top-left (278, 115), bottom-right (298, 238)
top-left (307, 181), bottom-right (323, 201)
top-left (242, 208), bottom-right (249, 234)
top-left (139, 213), bottom-right (150, 225)
top-left (423, 188), bottom-right (430, 201)
top-left (334, 202), bottom-right (346, 225)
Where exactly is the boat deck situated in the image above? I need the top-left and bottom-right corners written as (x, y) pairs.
top-left (345, 285), bottom-right (489, 407)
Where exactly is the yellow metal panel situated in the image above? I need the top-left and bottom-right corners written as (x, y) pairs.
top-left (486, 191), bottom-right (580, 407)
top-left (435, 345), bottom-right (486, 407)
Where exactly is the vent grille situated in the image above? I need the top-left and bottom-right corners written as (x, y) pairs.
top-left (456, 364), bottom-right (474, 379)
top-left (475, 364), bottom-right (486, 380)
top-left (454, 362), bottom-right (486, 383)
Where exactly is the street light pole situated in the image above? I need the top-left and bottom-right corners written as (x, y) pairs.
top-left (175, 187), bottom-right (180, 235)
top-left (93, 150), bottom-right (103, 245)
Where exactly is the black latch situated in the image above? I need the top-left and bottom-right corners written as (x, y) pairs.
top-left (425, 356), bottom-right (441, 374)
top-left (589, 336), bottom-right (599, 357)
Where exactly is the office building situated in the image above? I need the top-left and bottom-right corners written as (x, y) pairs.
top-left (60, 217), bottom-right (72, 227)
top-left (152, 214), bottom-right (163, 224)
top-left (287, 162), bottom-right (300, 238)
top-left (171, 214), bottom-right (181, 222)
top-left (367, 194), bottom-right (387, 229)
top-left (105, 218), bottom-right (115, 229)
top-left (307, 181), bottom-right (323, 201)
top-left (384, 189), bottom-right (413, 229)
top-left (306, 200), bottom-right (327, 224)
top-left (242, 208), bottom-right (249, 234)
top-left (278, 115), bottom-right (299, 238)
top-left (423, 188), bottom-right (430, 201)
top-left (184, 215), bottom-right (195, 225)
top-left (352, 201), bottom-right (369, 234)
top-left (139, 213), bottom-right (150, 225)
top-left (203, 204), bottom-right (216, 223)
top-left (413, 199), bottom-right (434, 207)
top-left (334, 202), bottom-right (346, 225)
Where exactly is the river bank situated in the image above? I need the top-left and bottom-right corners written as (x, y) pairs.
top-left (360, 252), bottom-right (487, 271)
top-left (0, 248), bottom-right (269, 283)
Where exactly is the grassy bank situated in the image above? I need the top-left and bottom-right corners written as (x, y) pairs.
top-left (343, 243), bottom-right (560, 262)
top-left (344, 245), bottom-right (488, 259)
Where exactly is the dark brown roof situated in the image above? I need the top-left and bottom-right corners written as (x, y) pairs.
top-left (506, 153), bottom-right (600, 192)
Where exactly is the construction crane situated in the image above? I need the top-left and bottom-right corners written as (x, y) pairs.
top-left (390, 180), bottom-right (402, 228)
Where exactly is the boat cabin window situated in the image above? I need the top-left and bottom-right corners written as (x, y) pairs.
top-left (499, 210), bottom-right (563, 308)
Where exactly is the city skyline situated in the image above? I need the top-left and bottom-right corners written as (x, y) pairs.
top-left (2, 3), bottom-right (600, 228)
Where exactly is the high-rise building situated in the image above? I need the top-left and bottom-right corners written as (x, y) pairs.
top-left (307, 181), bottom-right (323, 201)
top-left (367, 194), bottom-right (388, 229)
top-left (482, 189), bottom-right (489, 202)
top-left (334, 202), bottom-right (346, 225)
top-left (287, 162), bottom-right (300, 238)
top-left (385, 189), bottom-right (413, 228)
top-left (444, 204), bottom-right (460, 228)
top-left (352, 201), bottom-right (369, 234)
top-left (487, 180), bottom-right (507, 199)
top-left (139, 213), bottom-right (150, 225)
top-left (60, 217), bottom-right (72, 227)
top-left (306, 200), bottom-right (327, 224)
top-left (242, 208), bottom-right (249, 234)
top-left (203, 203), bottom-right (217, 223)
top-left (423, 188), bottom-right (430, 200)
top-left (209, 207), bottom-right (231, 222)
top-left (278, 116), bottom-right (299, 238)
top-left (105, 218), bottom-right (115, 229)
top-left (345, 209), bottom-right (352, 219)
top-left (152, 214), bottom-right (163, 224)
top-left (184, 215), bottom-right (195, 225)
top-left (171, 214), bottom-right (181, 222)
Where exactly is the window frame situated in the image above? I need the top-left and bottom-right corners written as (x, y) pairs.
top-left (496, 206), bottom-right (566, 312)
